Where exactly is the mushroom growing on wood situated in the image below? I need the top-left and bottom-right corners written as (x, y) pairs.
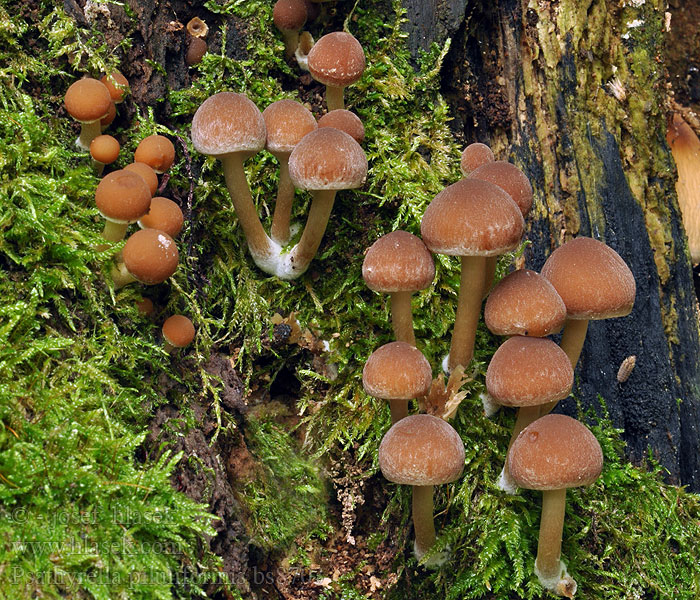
top-left (64, 78), bottom-right (113, 150)
top-left (460, 142), bottom-right (494, 176)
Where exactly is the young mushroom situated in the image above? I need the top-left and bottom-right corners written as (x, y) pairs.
top-left (162, 315), bottom-right (195, 352)
top-left (317, 109), bottom-right (365, 144)
top-left (460, 142), bottom-right (494, 176)
top-left (100, 71), bottom-right (130, 105)
top-left (90, 134), bottom-right (120, 176)
top-left (295, 31), bottom-right (315, 71)
top-left (100, 101), bottom-right (117, 132)
top-left (64, 78), bottom-right (113, 150)
top-left (379, 414), bottom-right (465, 566)
top-left (138, 197), bottom-right (184, 238)
top-left (134, 135), bottom-right (176, 174)
top-left (95, 170), bottom-right (152, 242)
top-left (111, 229), bottom-right (179, 289)
top-left (273, 0), bottom-right (307, 59)
top-left (508, 414), bottom-right (603, 597)
top-left (186, 37), bottom-right (208, 66)
top-left (124, 161), bottom-right (159, 197)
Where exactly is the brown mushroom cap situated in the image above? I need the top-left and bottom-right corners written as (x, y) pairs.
top-left (469, 160), bottom-right (533, 217)
top-left (288, 127), bottom-right (367, 190)
top-left (186, 16), bottom-right (209, 38)
top-left (90, 134), bottom-right (121, 165)
top-left (460, 142), bottom-right (494, 176)
top-left (100, 71), bottom-right (130, 104)
top-left (508, 414), bottom-right (603, 490)
top-left (273, 0), bottom-right (307, 32)
top-left (362, 231), bottom-right (435, 293)
top-left (362, 341), bottom-right (433, 400)
top-left (191, 92), bottom-right (266, 157)
top-left (134, 135), bottom-right (176, 173)
top-left (136, 296), bottom-right (155, 317)
top-left (486, 337), bottom-right (573, 407)
top-left (95, 170), bottom-right (152, 223)
top-left (317, 109), bottom-right (365, 144)
top-left (186, 37), bottom-right (208, 66)
top-left (122, 229), bottom-right (179, 285)
top-left (138, 197), bottom-right (184, 237)
top-left (100, 102), bottom-right (117, 128)
top-left (307, 31), bottom-right (366, 88)
top-left (379, 414), bottom-right (465, 486)
top-left (65, 78), bottom-right (113, 123)
top-left (420, 178), bottom-right (524, 256)
top-left (484, 269), bottom-right (566, 337)
top-left (262, 99), bottom-right (318, 156)
top-left (540, 237), bottom-right (636, 320)
top-left (124, 162), bottom-right (159, 197)
top-left (162, 315), bottom-right (196, 348)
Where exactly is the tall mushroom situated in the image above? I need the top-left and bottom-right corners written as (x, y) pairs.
top-left (273, 0), bottom-right (307, 59)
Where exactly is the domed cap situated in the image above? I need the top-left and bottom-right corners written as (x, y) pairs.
top-left (191, 92), bottom-right (266, 157)
top-left (307, 31), bottom-right (366, 88)
top-left (100, 102), bottom-right (117, 128)
top-left (262, 99), bottom-right (317, 156)
top-left (460, 142), bottom-right (494, 176)
top-left (469, 160), bottom-right (533, 217)
top-left (122, 229), bottom-right (179, 285)
top-left (138, 197), bottom-right (184, 238)
top-left (420, 178), bottom-right (524, 256)
top-left (124, 162), bottom-right (159, 196)
top-left (95, 170), bottom-right (152, 223)
top-left (134, 135), bottom-right (176, 173)
top-left (162, 315), bottom-right (195, 348)
top-left (540, 237), bottom-right (636, 320)
top-left (484, 269), bottom-right (566, 337)
top-left (65, 78), bottom-right (113, 122)
top-left (486, 337), bottom-right (573, 407)
top-left (289, 127), bottom-right (367, 190)
top-left (363, 341), bottom-right (433, 400)
top-left (100, 71), bottom-right (129, 103)
top-left (508, 414), bottom-right (603, 490)
top-left (379, 414), bottom-right (465, 486)
top-left (318, 109), bottom-right (365, 144)
top-left (273, 0), bottom-right (307, 31)
top-left (362, 231), bottom-right (435, 293)
top-left (90, 134), bottom-right (120, 164)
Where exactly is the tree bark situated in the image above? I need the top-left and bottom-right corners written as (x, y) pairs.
top-left (404, 0), bottom-right (700, 490)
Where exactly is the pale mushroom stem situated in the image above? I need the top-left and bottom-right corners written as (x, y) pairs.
top-left (92, 160), bottom-right (106, 177)
top-left (448, 255), bottom-right (486, 372)
top-left (163, 341), bottom-right (176, 353)
top-left (270, 157), bottom-right (295, 245)
top-left (220, 152), bottom-right (275, 261)
top-left (412, 485), bottom-right (436, 559)
top-left (536, 488), bottom-right (577, 597)
top-left (77, 120), bottom-right (102, 151)
top-left (482, 256), bottom-right (498, 299)
top-left (282, 30), bottom-right (300, 59)
top-left (325, 85), bottom-right (345, 111)
top-left (110, 262), bottom-right (138, 289)
top-left (288, 189), bottom-right (336, 273)
top-left (388, 399), bottom-right (409, 424)
top-left (102, 220), bottom-right (129, 242)
top-left (389, 291), bottom-right (416, 346)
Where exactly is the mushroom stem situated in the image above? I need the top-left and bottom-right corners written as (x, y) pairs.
top-left (388, 398), bottom-right (409, 424)
top-left (163, 341), bottom-right (176, 353)
top-left (281, 30), bottom-right (300, 59)
top-left (288, 189), bottom-right (336, 274)
top-left (77, 120), bottom-right (102, 151)
top-left (102, 220), bottom-right (129, 242)
top-left (412, 484), bottom-right (436, 559)
top-left (448, 255), bottom-right (486, 372)
top-left (110, 262), bottom-right (137, 289)
top-left (220, 152), bottom-right (274, 262)
top-left (325, 85), bottom-right (345, 111)
top-left (270, 157), bottom-right (295, 244)
top-left (535, 488), bottom-right (576, 597)
top-left (389, 291), bottom-right (416, 345)
top-left (92, 160), bottom-right (106, 177)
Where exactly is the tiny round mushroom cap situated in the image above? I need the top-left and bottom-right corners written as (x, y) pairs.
top-left (162, 315), bottom-right (196, 349)
top-left (273, 0), bottom-right (307, 32)
top-left (138, 196), bottom-right (184, 237)
top-left (379, 414), bottom-right (465, 486)
top-left (134, 135), bottom-right (176, 174)
top-left (318, 109), bottom-right (365, 144)
top-left (289, 127), bottom-right (367, 190)
top-left (508, 414), bottom-right (603, 490)
top-left (540, 237), bottom-right (636, 320)
top-left (460, 142), bottom-right (494, 176)
top-left (486, 337), bottom-right (573, 407)
top-left (469, 160), bottom-right (534, 217)
top-left (363, 341), bottom-right (433, 400)
top-left (421, 178), bottom-right (524, 256)
top-left (191, 92), bottom-right (266, 157)
top-left (100, 71), bottom-right (130, 104)
top-left (124, 162), bottom-right (159, 197)
top-left (95, 170), bottom-right (152, 224)
top-left (122, 229), bottom-right (179, 285)
top-left (307, 31), bottom-right (366, 89)
top-left (262, 99), bottom-right (318, 156)
top-left (186, 37), bottom-right (208, 66)
top-left (484, 269), bottom-right (566, 337)
top-left (362, 231), bottom-right (435, 293)
top-left (90, 134), bottom-right (121, 165)
top-left (65, 78), bottom-right (113, 123)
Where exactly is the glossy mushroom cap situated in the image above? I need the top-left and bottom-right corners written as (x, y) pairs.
top-left (318, 109), bottom-right (365, 144)
top-left (460, 142), bottom-right (494, 176)
top-left (362, 231), bottom-right (435, 293)
top-left (191, 92), bottom-right (266, 157)
top-left (95, 170), bottom-right (152, 224)
top-left (90, 134), bottom-right (120, 165)
top-left (486, 337), bottom-right (573, 407)
top-left (469, 160), bottom-right (533, 217)
top-left (421, 178), bottom-right (524, 256)
top-left (540, 237), bottom-right (636, 320)
top-left (262, 99), bottom-right (317, 157)
top-left (134, 135), bottom-right (176, 174)
top-left (362, 341), bottom-right (433, 400)
top-left (484, 269), bottom-right (566, 337)
top-left (162, 315), bottom-right (196, 348)
top-left (186, 37), bottom-right (208, 66)
top-left (273, 0), bottom-right (307, 32)
top-left (100, 71), bottom-right (129, 104)
top-left (138, 197), bottom-right (184, 237)
top-left (289, 127), bottom-right (367, 190)
top-left (124, 162), bottom-right (159, 196)
top-left (122, 229), bottom-right (179, 285)
top-left (65, 78), bottom-right (112, 123)
top-left (379, 414), bottom-right (465, 486)
top-left (508, 414), bottom-right (603, 490)
top-left (307, 31), bottom-right (366, 89)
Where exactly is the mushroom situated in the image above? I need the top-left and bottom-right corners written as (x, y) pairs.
top-left (307, 31), bottom-right (366, 111)
top-left (64, 78), bottom-right (113, 150)
top-left (317, 109), bottom-right (365, 144)
top-left (508, 414), bottom-right (603, 597)
top-left (273, 0), bottom-right (307, 59)
top-left (186, 16), bottom-right (209, 38)
top-left (136, 296), bottom-right (155, 317)
top-left (379, 414), bottom-right (465, 565)
top-left (111, 228), bottom-right (179, 289)
top-left (262, 99), bottom-right (318, 244)
top-left (460, 142), bottom-right (494, 176)
top-left (138, 197), bottom-right (184, 238)
top-left (95, 170), bottom-right (152, 242)
top-left (100, 102), bottom-right (117, 132)
top-left (362, 231), bottom-right (435, 345)
top-left (134, 135), bottom-right (176, 174)
top-left (100, 71), bottom-right (129, 104)
top-left (162, 315), bottom-right (195, 352)
top-left (89, 134), bottom-right (120, 176)
top-left (420, 178), bottom-right (524, 372)
top-left (124, 161), bottom-right (159, 197)
top-left (362, 341), bottom-right (432, 423)
top-left (186, 37), bottom-right (208, 66)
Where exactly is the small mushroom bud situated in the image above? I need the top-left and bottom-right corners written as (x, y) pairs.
top-left (124, 162), bottom-right (159, 197)
top-left (134, 135), bottom-right (176, 174)
top-left (460, 142), bottom-right (494, 176)
top-left (100, 102), bottom-right (117, 132)
top-left (186, 36), bottom-right (208, 66)
top-left (317, 109), bottom-right (365, 144)
top-left (90, 134), bottom-right (120, 176)
top-left (111, 229), bottom-right (179, 289)
top-left (138, 197), bottom-right (184, 238)
top-left (162, 315), bottom-right (195, 352)
top-left (100, 71), bottom-right (130, 104)
top-left (273, 0), bottom-right (307, 59)
top-left (186, 16), bottom-right (209, 38)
